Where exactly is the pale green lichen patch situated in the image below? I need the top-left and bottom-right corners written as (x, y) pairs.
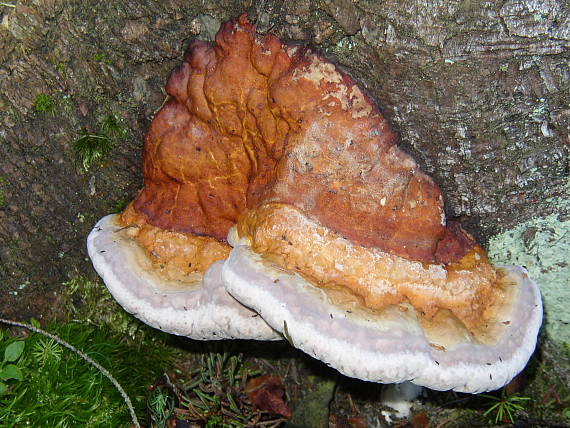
top-left (488, 180), bottom-right (570, 345)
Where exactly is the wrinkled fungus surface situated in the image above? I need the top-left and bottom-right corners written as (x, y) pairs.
top-left (132, 14), bottom-right (474, 264)
top-left (90, 14), bottom-right (542, 389)
top-left (124, 14), bottom-right (501, 331)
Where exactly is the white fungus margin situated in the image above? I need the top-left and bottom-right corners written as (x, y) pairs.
top-left (222, 241), bottom-right (542, 392)
top-left (87, 215), bottom-right (280, 341)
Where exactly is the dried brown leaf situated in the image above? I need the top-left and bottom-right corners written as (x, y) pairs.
top-left (245, 375), bottom-right (291, 418)
top-left (412, 411), bottom-right (429, 428)
top-left (347, 415), bottom-right (368, 428)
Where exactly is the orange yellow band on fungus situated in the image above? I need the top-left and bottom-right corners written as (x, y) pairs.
top-left (237, 203), bottom-right (500, 334)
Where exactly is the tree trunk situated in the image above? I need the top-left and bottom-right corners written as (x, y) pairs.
top-left (0, 0), bottom-right (567, 320)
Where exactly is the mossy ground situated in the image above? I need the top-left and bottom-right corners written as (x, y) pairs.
top-left (0, 274), bottom-right (179, 427)
top-left (0, 321), bottom-right (174, 427)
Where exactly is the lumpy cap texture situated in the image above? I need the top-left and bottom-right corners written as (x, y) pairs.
top-left (133, 13), bottom-right (474, 264)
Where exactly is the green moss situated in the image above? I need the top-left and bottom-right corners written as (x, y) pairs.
top-left (72, 114), bottom-right (128, 172)
top-left (92, 53), bottom-right (113, 65)
top-left (62, 274), bottom-right (151, 340)
top-left (523, 345), bottom-right (570, 422)
top-left (73, 131), bottom-right (114, 172)
top-left (0, 177), bottom-right (6, 209)
top-left (54, 61), bottom-right (66, 75)
top-left (111, 199), bottom-right (130, 214)
top-left (0, 321), bottom-right (174, 427)
top-left (291, 377), bottom-right (335, 428)
top-left (59, 93), bottom-right (74, 114)
top-left (488, 179), bottom-right (570, 345)
top-left (100, 113), bottom-right (128, 139)
top-left (33, 93), bottom-right (55, 115)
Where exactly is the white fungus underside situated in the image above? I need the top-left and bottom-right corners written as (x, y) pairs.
top-left (87, 215), bottom-right (280, 340)
top-left (222, 241), bottom-right (543, 392)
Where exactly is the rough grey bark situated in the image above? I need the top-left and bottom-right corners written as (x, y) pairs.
top-left (0, 0), bottom-right (568, 320)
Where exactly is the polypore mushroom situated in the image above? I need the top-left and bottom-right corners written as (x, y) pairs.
top-left (88, 13), bottom-right (542, 390)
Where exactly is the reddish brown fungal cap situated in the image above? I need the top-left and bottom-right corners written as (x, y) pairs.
top-left (131, 13), bottom-right (473, 264)
top-left (434, 220), bottom-right (477, 264)
top-left (87, 15), bottom-right (542, 391)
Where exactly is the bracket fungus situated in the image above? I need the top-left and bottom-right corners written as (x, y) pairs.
top-left (88, 14), bottom-right (542, 391)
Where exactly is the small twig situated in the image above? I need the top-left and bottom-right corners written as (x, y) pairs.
top-left (114, 224), bottom-right (139, 233)
top-left (182, 398), bottom-right (204, 418)
top-left (347, 392), bottom-right (358, 414)
top-left (256, 357), bottom-right (278, 372)
top-left (0, 318), bottom-right (140, 428)
top-left (0, 2), bottom-right (16, 7)
top-left (252, 418), bottom-right (288, 427)
top-left (77, 133), bottom-right (109, 141)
